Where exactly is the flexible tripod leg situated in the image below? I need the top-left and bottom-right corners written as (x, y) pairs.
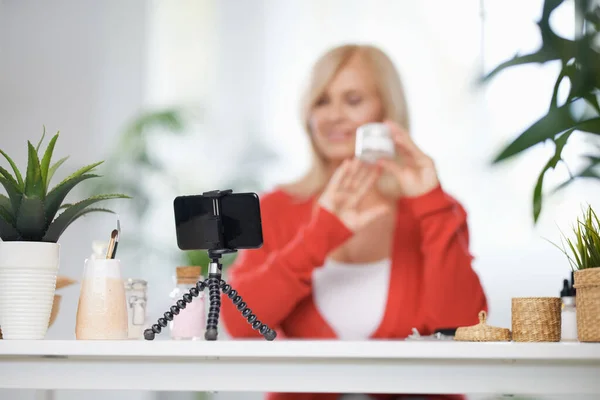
top-left (144, 255), bottom-right (277, 341)
top-left (220, 280), bottom-right (277, 341)
top-left (144, 279), bottom-right (206, 340)
top-left (204, 274), bottom-right (221, 341)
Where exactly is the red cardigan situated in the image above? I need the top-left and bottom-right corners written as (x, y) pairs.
top-left (221, 185), bottom-right (488, 400)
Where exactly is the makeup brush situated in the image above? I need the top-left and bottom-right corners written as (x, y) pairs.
top-left (105, 229), bottom-right (119, 259)
top-left (111, 217), bottom-right (121, 259)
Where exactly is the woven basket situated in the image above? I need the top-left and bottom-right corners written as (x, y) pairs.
top-left (454, 311), bottom-right (511, 341)
top-left (574, 268), bottom-right (600, 342)
top-left (512, 297), bottom-right (561, 342)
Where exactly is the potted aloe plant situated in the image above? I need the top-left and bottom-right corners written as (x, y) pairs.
top-left (554, 205), bottom-right (600, 342)
top-left (0, 130), bottom-right (129, 339)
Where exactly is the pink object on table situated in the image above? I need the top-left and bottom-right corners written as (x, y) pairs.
top-left (169, 266), bottom-right (205, 340)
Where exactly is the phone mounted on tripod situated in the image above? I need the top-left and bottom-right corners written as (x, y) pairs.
top-left (143, 189), bottom-right (277, 341)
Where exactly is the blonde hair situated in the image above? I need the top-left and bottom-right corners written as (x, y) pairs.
top-left (282, 44), bottom-right (411, 199)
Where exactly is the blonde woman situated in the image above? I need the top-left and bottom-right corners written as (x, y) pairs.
top-left (221, 44), bottom-right (487, 400)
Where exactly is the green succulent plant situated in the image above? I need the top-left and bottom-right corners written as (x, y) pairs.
top-left (0, 129), bottom-right (130, 242)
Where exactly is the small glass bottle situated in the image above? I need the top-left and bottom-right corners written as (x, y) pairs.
top-left (124, 279), bottom-right (148, 340)
top-left (355, 122), bottom-right (395, 163)
top-left (560, 277), bottom-right (578, 341)
top-left (169, 266), bottom-right (205, 340)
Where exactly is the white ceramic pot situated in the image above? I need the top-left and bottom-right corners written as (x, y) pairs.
top-left (0, 241), bottom-right (60, 339)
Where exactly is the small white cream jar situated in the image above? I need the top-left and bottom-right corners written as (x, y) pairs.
top-left (355, 122), bottom-right (395, 163)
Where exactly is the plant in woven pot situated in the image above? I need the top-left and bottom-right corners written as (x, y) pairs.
top-left (0, 130), bottom-right (129, 340)
top-left (553, 205), bottom-right (600, 342)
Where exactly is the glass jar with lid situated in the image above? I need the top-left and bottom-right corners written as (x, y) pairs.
top-left (124, 278), bottom-right (148, 340)
top-left (169, 266), bottom-right (205, 340)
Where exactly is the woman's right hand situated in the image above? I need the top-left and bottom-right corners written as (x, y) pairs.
top-left (317, 158), bottom-right (390, 232)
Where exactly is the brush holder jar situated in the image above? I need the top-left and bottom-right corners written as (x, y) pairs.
top-left (75, 258), bottom-right (128, 340)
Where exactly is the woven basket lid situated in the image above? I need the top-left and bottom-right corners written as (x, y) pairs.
top-left (454, 311), bottom-right (511, 342)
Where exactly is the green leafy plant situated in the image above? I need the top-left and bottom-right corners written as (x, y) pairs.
top-left (483, 0), bottom-right (600, 222)
top-left (0, 128), bottom-right (130, 242)
top-left (552, 204), bottom-right (600, 270)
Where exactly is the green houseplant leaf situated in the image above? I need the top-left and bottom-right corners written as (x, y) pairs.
top-left (484, 0), bottom-right (600, 222)
top-left (483, 51), bottom-right (560, 83)
top-left (43, 193), bottom-right (130, 242)
top-left (0, 165), bottom-right (22, 194)
top-left (24, 141), bottom-right (44, 198)
top-left (39, 133), bottom-right (59, 190)
top-left (42, 207), bottom-right (116, 244)
top-left (482, 0), bottom-right (589, 84)
top-left (53, 160), bottom-right (103, 189)
top-left (532, 129), bottom-right (573, 222)
top-left (35, 126), bottom-right (46, 152)
top-left (46, 156), bottom-right (68, 191)
top-left (0, 216), bottom-right (20, 241)
top-left (44, 174), bottom-right (101, 226)
top-left (15, 195), bottom-right (46, 241)
top-left (0, 149), bottom-right (24, 190)
top-left (0, 194), bottom-right (12, 217)
top-left (552, 204), bottom-right (600, 270)
top-left (552, 154), bottom-right (600, 192)
top-left (0, 128), bottom-right (131, 243)
top-left (492, 99), bottom-right (600, 163)
top-left (0, 194), bottom-right (19, 240)
top-left (0, 175), bottom-right (23, 215)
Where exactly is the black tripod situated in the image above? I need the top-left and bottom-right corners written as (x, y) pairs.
top-left (143, 248), bottom-right (276, 341)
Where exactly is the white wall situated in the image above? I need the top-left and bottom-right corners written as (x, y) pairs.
top-left (0, 0), bottom-right (160, 399)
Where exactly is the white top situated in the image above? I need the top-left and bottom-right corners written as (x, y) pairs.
top-left (312, 258), bottom-right (391, 339)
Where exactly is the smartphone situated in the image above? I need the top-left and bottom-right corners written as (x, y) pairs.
top-left (173, 192), bottom-right (263, 251)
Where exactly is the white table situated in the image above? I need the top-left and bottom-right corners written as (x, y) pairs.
top-left (0, 340), bottom-right (599, 396)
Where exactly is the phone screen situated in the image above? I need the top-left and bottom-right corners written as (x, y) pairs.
top-left (220, 192), bottom-right (263, 249)
top-left (173, 192), bottom-right (263, 250)
top-left (173, 195), bottom-right (216, 250)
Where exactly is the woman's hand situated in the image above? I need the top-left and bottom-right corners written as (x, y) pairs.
top-left (318, 158), bottom-right (390, 232)
top-left (377, 121), bottom-right (440, 197)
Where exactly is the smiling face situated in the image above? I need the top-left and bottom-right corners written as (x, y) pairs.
top-left (308, 54), bottom-right (385, 163)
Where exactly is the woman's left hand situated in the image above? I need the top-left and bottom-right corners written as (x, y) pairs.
top-left (376, 120), bottom-right (440, 197)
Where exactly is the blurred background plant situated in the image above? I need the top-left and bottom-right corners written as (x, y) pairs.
top-left (484, 0), bottom-right (600, 223)
top-left (84, 106), bottom-right (279, 277)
